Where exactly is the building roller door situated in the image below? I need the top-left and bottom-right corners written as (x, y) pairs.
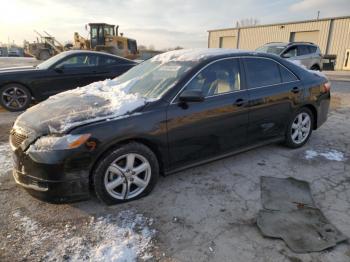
top-left (219, 36), bottom-right (236, 48)
top-left (290, 31), bottom-right (319, 43)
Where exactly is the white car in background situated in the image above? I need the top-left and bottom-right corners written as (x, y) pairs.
top-left (256, 42), bottom-right (323, 71)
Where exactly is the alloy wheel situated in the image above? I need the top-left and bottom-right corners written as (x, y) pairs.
top-left (291, 112), bottom-right (311, 144)
top-left (1, 86), bottom-right (28, 110)
top-left (104, 153), bottom-right (151, 200)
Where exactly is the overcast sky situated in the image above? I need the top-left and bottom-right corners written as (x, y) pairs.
top-left (0, 0), bottom-right (349, 49)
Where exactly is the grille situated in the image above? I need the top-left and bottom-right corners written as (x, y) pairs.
top-left (10, 130), bottom-right (27, 148)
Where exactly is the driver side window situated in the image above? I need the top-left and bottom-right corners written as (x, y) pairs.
top-left (184, 59), bottom-right (241, 97)
top-left (282, 46), bottom-right (297, 58)
top-left (55, 55), bottom-right (98, 68)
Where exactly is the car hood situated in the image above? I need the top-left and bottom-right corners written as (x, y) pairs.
top-left (0, 66), bottom-right (40, 74)
top-left (14, 79), bottom-right (148, 140)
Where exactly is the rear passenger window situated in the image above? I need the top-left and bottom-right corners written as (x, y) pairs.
top-left (245, 58), bottom-right (281, 87)
top-left (280, 66), bottom-right (298, 82)
top-left (308, 46), bottom-right (317, 53)
top-left (297, 45), bottom-right (310, 56)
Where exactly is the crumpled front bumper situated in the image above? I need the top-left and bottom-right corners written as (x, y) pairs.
top-left (12, 169), bottom-right (90, 203)
top-left (11, 144), bottom-right (93, 203)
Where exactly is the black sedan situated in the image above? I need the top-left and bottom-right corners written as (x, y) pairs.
top-left (10, 49), bottom-right (330, 204)
top-left (0, 50), bottom-right (137, 111)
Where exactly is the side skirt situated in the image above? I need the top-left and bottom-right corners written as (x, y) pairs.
top-left (164, 136), bottom-right (285, 176)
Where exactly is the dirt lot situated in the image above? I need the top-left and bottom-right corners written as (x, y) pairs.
top-left (0, 59), bottom-right (349, 261)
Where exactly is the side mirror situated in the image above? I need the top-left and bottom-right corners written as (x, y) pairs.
top-left (179, 90), bottom-right (204, 103)
top-left (282, 53), bottom-right (292, 58)
top-left (54, 65), bottom-right (64, 73)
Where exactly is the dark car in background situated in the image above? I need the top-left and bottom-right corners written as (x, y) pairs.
top-left (10, 49), bottom-right (330, 205)
top-left (256, 42), bottom-right (323, 71)
top-left (0, 50), bottom-right (137, 111)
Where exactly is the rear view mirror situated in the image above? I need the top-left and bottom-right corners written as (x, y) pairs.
top-left (179, 90), bottom-right (204, 103)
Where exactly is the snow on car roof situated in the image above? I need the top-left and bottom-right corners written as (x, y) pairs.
top-left (151, 48), bottom-right (247, 63)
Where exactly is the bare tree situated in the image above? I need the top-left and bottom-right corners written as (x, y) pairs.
top-left (236, 18), bottom-right (259, 27)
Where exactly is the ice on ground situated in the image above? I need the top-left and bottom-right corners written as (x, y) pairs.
top-left (13, 211), bottom-right (39, 235)
top-left (0, 143), bottom-right (12, 176)
top-left (151, 48), bottom-right (246, 63)
top-left (305, 149), bottom-right (345, 161)
top-left (12, 209), bottom-right (156, 262)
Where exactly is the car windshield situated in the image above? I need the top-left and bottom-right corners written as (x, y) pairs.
top-left (113, 59), bottom-right (197, 99)
top-left (36, 52), bottom-right (72, 69)
top-left (256, 45), bottom-right (286, 55)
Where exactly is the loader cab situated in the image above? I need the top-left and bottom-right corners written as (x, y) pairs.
top-left (89, 23), bottom-right (115, 49)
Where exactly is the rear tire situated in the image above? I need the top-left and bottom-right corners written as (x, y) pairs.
top-left (93, 142), bottom-right (159, 205)
top-left (311, 64), bottom-right (321, 71)
top-left (0, 84), bottom-right (31, 112)
top-left (285, 107), bottom-right (314, 148)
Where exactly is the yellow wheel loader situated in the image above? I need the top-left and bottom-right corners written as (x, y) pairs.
top-left (74, 23), bottom-right (138, 60)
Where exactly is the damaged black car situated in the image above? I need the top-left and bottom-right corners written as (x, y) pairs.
top-left (10, 49), bottom-right (330, 205)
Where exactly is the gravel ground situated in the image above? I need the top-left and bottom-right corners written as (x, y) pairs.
top-left (0, 58), bottom-right (349, 261)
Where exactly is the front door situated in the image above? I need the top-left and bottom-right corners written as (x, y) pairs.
top-left (35, 54), bottom-right (100, 99)
top-left (166, 58), bottom-right (249, 169)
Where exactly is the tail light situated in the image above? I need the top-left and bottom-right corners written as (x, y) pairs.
top-left (321, 81), bottom-right (331, 93)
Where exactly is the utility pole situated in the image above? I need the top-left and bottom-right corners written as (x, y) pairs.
top-left (317, 11), bottom-right (320, 20)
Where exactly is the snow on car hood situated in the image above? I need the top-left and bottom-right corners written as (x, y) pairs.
top-left (14, 78), bottom-right (147, 135)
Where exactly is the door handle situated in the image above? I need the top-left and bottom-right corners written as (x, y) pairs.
top-left (291, 87), bottom-right (300, 94)
top-left (234, 98), bottom-right (246, 107)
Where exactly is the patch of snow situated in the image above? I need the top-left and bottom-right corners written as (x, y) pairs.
top-left (0, 143), bottom-right (12, 176)
top-left (151, 48), bottom-right (246, 63)
top-left (305, 150), bottom-right (318, 160)
top-left (320, 150), bottom-right (345, 161)
top-left (305, 149), bottom-right (345, 161)
top-left (13, 211), bottom-right (39, 235)
top-left (12, 209), bottom-right (156, 261)
top-left (290, 60), bottom-right (327, 79)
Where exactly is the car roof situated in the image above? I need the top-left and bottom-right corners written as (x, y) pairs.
top-left (151, 48), bottom-right (287, 64)
top-left (58, 50), bottom-right (134, 62)
top-left (263, 42), bottom-right (318, 47)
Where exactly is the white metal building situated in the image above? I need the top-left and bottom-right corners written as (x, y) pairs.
top-left (208, 16), bottom-right (350, 70)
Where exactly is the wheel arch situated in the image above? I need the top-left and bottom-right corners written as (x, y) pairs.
top-left (311, 64), bottom-right (321, 70)
top-left (1, 81), bottom-right (34, 98)
top-left (301, 104), bottom-right (318, 130)
top-left (89, 138), bottom-right (165, 187)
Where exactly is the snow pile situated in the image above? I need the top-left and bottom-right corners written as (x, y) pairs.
top-left (305, 149), bottom-right (345, 161)
top-left (12, 209), bottom-right (156, 261)
top-left (290, 60), bottom-right (327, 78)
top-left (0, 143), bottom-right (12, 176)
top-left (151, 48), bottom-right (246, 63)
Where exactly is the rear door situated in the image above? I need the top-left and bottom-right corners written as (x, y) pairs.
top-left (243, 57), bottom-right (302, 144)
top-left (296, 45), bottom-right (313, 68)
top-left (166, 58), bottom-right (249, 169)
top-left (97, 55), bottom-right (135, 79)
top-left (35, 54), bottom-right (100, 98)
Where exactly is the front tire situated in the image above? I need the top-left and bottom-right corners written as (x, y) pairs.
top-left (93, 142), bottom-right (159, 205)
top-left (285, 108), bottom-right (314, 148)
top-left (0, 84), bottom-right (31, 112)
